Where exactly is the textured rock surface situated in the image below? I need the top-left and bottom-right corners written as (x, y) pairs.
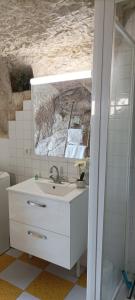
top-left (0, 0), bottom-right (94, 137)
top-left (9, 90), bottom-right (31, 121)
top-left (0, 59), bottom-right (12, 136)
top-left (124, 10), bottom-right (135, 41)
top-left (0, 58), bottom-right (31, 137)
top-left (33, 79), bottom-right (91, 157)
top-left (116, 0), bottom-right (135, 25)
top-left (0, 0), bottom-right (94, 76)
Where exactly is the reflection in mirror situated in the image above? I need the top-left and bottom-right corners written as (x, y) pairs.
top-left (31, 71), bottom-right (91, 159)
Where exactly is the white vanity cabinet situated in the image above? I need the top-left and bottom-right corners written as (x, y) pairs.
top-left (8, 179), bottom-right (88, 270)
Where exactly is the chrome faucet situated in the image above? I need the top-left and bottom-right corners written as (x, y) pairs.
top-left (49, 165), bottom-right (62, 184)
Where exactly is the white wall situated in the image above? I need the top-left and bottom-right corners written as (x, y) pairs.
top-left (101, 27), bottom-right (133, 299)
top-left (127, 98), bottom-right (135, 273)
top-left (122, 13), bottom-right (135, 273)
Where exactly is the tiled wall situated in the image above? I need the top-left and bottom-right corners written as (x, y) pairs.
top-left (0, 100), bottom-right (79, 184)
top-left (127, 100), bottom-right (135, 273)
top-left (0, 99), bottom-right (88, 267)
top-left (102, 28), bottom-right (133, 298)
top-left (124, 13), bottom-right (135, 273)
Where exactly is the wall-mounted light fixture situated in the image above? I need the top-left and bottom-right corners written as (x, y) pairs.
top-left (30, 70), bottom-right (92, 86)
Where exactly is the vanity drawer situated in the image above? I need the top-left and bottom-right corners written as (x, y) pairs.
top-left (10, 221), bottom-right (70, 269)
top-left (9, 192), bottom-right (70, 236)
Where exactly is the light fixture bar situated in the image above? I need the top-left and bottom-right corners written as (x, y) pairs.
top-left (30, 70), bottom-right (92, 86)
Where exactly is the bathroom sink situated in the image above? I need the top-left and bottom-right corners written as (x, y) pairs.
top-left (7, 177), bottom-right (88, 202)
top-left (36, 180), bottom-right (75, 196)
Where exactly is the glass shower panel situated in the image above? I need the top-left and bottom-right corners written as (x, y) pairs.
top-left (101, 26), bottom-right (134, 299)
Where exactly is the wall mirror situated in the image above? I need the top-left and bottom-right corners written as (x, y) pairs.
top-left (31, 71), bottom-right (91, 159)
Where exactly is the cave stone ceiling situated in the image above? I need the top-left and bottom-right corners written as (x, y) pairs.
top-left (0, 0), bottom-right (94, 76)
top-left (116, 0), bottom-right (135, 25)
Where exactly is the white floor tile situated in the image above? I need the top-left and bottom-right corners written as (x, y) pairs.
top-left (0, 260), bottom-right (41, 290)
top-left (65, 285), bottom-right (86, 300)
top-left (6, 248), bottom-right (22, 258)
top-left (17, 292), bottom-right (40, 300)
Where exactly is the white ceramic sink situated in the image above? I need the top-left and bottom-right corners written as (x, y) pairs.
top-left (7, 178), bottom-right (87, 202)
top-left (36, 181), bottom-right (75, 196)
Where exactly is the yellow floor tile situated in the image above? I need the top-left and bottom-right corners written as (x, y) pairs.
top-left (0, 254), bottom-right (15, 272)
top-left (20, 253), bottom-right (49, 269)
top-left (27, 271), bottom-right (74, 300)
top-left (0, 279), bottom-right (22, 300)
top-left (77, 272), bottom-right (87, 288)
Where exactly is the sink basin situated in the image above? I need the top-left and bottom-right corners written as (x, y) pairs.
top-left (36, 180), bottom-right (75, 196)
top-left (7, 177), bottom-right (87, 202)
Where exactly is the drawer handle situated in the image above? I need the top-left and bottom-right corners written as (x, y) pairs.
top-left (27, 230), bottom-right (47, 240)
top-left (27, 200), bottom-right (46, 208)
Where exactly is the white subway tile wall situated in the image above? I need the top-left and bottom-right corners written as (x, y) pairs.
top-left (102, 27), bottom-right (133, 297)
top-left (125, 14), bottom-right (135, 273)
top-left (0, 98), bottom-right (88, 269)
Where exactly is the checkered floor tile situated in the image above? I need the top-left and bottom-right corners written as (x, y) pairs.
top-left (0, 248), bottom-right (87, 300)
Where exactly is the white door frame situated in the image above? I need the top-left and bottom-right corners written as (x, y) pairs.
top-left (87, 1), bottom-right (115, 299)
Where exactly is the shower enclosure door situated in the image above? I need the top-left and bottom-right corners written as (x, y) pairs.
top-left (100, 22), bottom-right (135, 300)
top-left (87, 1), bottom-right (135, 300)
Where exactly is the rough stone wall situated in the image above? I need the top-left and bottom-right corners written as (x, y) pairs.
top-left (0, 59), bottom-right (12, 137)
top-left (9, 91), bottom-right (31, 121)
top-left (124, 11), bottom-right (135, 41)
top-left (0, 0), bottom-right (94, 76)
top-left (116, 0), bottom-right (135, 26)
top-left (0, 58), bottom-right (32, 138)
top-left (0, 0), bottom-right (94, 137)
top-left (0, 58), bottom-right (31, 136)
